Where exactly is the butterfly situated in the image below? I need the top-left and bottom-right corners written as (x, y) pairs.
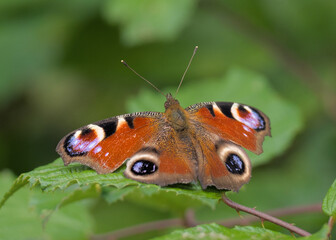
top-left (56, 48), bottom-right (271, 191)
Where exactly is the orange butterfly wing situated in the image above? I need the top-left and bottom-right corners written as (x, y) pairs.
top-left (57, 113), bottom-right (160, 174)
top-left (186, 101), bottom-right (270, 190)
top-left (57, 99), bottom-right (270, 191)
top-left (56, 111), bottom-right (197, 185)
top-left (187, 102), bottom-right (271, 154)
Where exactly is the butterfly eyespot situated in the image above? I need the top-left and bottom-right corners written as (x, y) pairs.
top-left (229, 103), bottom-right (266, 131)
top-left (62, 124), bottom-right (106, 157)
top-left (64, 133), bottom-right (86, 157)
top-left (131, 160), bottom-right (158, 175)
top-left (225, 154), bottom-right (245, 175)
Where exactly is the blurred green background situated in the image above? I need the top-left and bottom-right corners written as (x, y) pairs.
top-left (0, 0), bottom-right (336, 238)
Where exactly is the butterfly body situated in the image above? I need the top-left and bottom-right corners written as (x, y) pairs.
top-left (57, 93), bottom-right (270, 191)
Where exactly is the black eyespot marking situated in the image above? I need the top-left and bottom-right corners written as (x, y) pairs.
top-left (225, 154), bottom-right (245, 175)
top-left (98, 120), bottom-right (117, 138)
top-left (64, 133), bottom-right (86, 157)
top-left (238, 105), bottom-right (247, 112)
top-left (206, 105), bottom-right (215, 117)
top-left (216, 102), bottom-right (234, 119)
top-left (81, 127), bottom-right (92, 136)
top-left (131, 160), bottom-right (158, 175)
top-left (125, 116), bottom-right (135, 129)
top-left (250, 107), bottom-right (266, 131)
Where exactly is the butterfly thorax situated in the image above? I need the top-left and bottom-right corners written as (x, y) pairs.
top-left (164, 93), bottom-right (189, 132)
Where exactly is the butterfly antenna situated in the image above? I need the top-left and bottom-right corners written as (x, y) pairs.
top-left (121, 60), bottom-right (165, 97)
top-left (175, 46), bottom-right (198, 97)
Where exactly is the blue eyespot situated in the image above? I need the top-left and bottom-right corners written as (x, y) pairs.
top-left (225, 154), bottom-right (245, 175)
top-left (131, 160), bottom-right (158, 175)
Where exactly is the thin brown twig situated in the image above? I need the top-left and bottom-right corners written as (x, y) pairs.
top-left (217, 202), bottom-right (322, 227)
top-left (184, 209), bottom-right (198, 227)
top-left (91, 200), bottom-right (322, 239)
top-left (327, 216), bottom-right (335, 239)
top-left (222, 193), bottom-right (311, 236)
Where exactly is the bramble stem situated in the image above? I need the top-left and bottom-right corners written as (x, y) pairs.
top-left (91, 196), bottom-right (322, 239)
top-left (221, 193), bottom-right (312, 236)
top-left (327, 216), bottom-right (335, 238)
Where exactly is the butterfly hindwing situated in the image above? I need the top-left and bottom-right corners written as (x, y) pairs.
top-left (194, 137), bottom-right (252, 190)
top-left (123, 130), bottom-right (197, 186)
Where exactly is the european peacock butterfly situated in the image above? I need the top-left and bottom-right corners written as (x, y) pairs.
top-left (56, 47), bottom-right (271, 191)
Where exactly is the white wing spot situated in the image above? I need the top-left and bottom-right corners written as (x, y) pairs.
top-left (243, 125), bottom-right (252, 133)
top-left (244, 105), bottom-right (253, 113)
top-left (74, 130), bottom-right (81, 139)
top-left (117, 117), bottom-right (127, 130)
top-left (213, 103), bottom-right (221, 114)
top-left (94, 145), bottom-right (102, 154)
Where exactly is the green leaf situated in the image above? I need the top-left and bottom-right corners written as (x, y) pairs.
top-left (150, 223), bottom-right (331, 240)
top-left (1, 159), bottom-right (222, 211)
top-left (149, 223), bottom-right (295, 240)
top-left (90, 199), bottom-right (174, 236)
top-left (118, 183), bottom-right (222, 213)
top-left (322, 179), bottom-right (336, 217)
top-left (301, 224), bottom-right (330, 240)
top-left (102, 186), bottom-right (137, 204)
top-left (0, 170), bottom-right (94, 240)
top-left (127, 68), bottom-right (303, 166)
top-left (30, 184), bottom-right (101, 226)
top-left (102, 0), bottom-right (197, 46)
top-left (0, 171), bottom-right (43, 240)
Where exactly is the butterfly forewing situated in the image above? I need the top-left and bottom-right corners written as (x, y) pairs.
top-left (56, 112), bottom-right (162, 174)
top-left (186, 101), bottom-right (271, 155)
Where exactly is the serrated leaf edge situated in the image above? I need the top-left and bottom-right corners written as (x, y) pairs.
top-left (0, 174), bottom-right (29, 209)
top-left (322, 179), bottom-right (336, 217)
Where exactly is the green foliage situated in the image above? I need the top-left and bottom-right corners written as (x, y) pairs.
top-left (0, 171), bottom-right (93, 240)
top-left (0, 159), bottom-right (222, 212)
top-left (322, 179), bottom-right (336, 217)
top-left (103, 0), bottom-right (197, 46)
top-left (150, 223), bottom-right (330, 240)
top-left (0, 0), bottom-right (100, 109)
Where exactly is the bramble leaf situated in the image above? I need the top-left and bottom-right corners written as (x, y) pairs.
top-left (0, 159), bottom-right (222, 211)
top-left (149, 223), bottom-right (330, 240)
top-left (150, 223), bottom-right (294, 240)
top-left (0, 170), bottom-right (93, 240)
top-left (322, 179), bottom-right (336, 217)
